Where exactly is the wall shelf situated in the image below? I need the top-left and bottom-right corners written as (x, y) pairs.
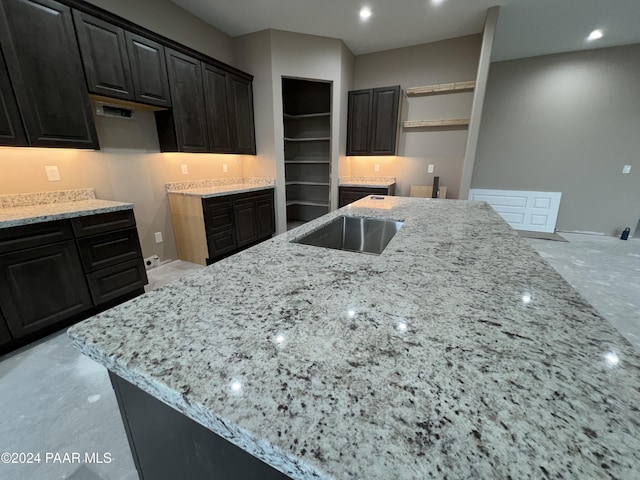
top-left (403, 119), bottom-right (469, 128)
top-left (284, 136), bottom-right (330, 142)
top-left (285, 181), bottom-right (330, 186)
top-left (406, 80), bottom-right (475, 97)
top-left (284, 158), bottom-right (330, 164)
top-left (284, 112), bottom-right (330, 119)
top-left (286, 200), bottom-right (329, 207)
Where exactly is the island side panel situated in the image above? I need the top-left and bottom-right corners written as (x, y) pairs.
top-left (109, 372), bottom-right (292, 480)
top-left (167, 193), bottom-right (208, 265)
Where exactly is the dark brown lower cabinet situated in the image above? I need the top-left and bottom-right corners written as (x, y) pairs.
top-left (0, 240), bottom-right (93, 338)
top-left (233, 196), bottom-right (258, 248)
top-left (0, 209), bottom-right (146, 353)
top-left (0, 309), bottom-right (14, 347)
top-left (338, 185), bottom-right (396, 208)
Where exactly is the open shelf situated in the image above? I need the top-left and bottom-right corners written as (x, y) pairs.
top-left (283, 112), bottom-right (330, 119)
top-left (406, 80), bottom-right (475, 97)
top-left (285, 181), bottom-right (330, 186)
top-left (286, 200), bottom-right (329, 207)
top-left (403, 118), bottom-right (469, 128)
top-left (284, 136), bottom-right (330, 142)
top-left (285, 158), bottom-right (330, 164)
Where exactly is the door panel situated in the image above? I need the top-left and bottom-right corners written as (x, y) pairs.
top-left (346, 89), bottom-right (372, 155)
top-left (0, 46), bottom-right (26, 146)
top-left (202, 63), bottom-right (232, 153)
top-left (125, 31), bottom-right (171, 107)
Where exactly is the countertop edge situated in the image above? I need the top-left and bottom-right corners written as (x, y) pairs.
top-left (0, 202), bottom-right (134, 230)
top-left (168, 185), bottom-right (275, 198)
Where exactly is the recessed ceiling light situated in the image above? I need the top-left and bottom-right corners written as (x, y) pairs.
top-left (587, 29), bottom-right (604, 41)
top-left (359, 6), bottom-right (372, 20)
top-left (431, 0), bottom-right (446, 6)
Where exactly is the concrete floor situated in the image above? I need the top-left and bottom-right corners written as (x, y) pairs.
top-left (1, 237), bottom-right (638, 480)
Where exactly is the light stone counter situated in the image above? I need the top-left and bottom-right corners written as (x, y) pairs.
top-left (166, 177), bottom-right (275, 198)
top-left (68, 196), bottom-right (640, 479)
top-left (0, 189), bottom-right (133, 229)
top-left (339, 175), bottom-right (396, 188)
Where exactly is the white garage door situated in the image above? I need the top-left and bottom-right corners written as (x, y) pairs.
top-left (468, 189), bottom-right (562, 233)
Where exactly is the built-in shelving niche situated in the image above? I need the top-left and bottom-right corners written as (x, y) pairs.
top-left (282, 78), bottom-right (332, 229)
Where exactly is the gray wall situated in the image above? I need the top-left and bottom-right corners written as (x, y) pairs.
top-left (473, 44), bottom-right (640, 236)
top-left (352, 35), bottom-right (482, 199)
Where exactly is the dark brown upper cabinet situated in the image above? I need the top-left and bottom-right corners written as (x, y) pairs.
top-left (0, 47), bottom-right (27, 146)
top-left (0, 0), bottom-right (99, 149)
top-left (125, 32), bottom-right (171, 108)
top-left (228, 74), bottom-right (256, 155)
top-left (346, 85), bottom-right (400, 156)
top-left (158, 48), bottom-right (209, 153)
top-left (202, 63), bottom-right (232, 153)
top-left (73, 10), bottom-right (134, 101)
top-left (158, 49), bottom-right (256, 155)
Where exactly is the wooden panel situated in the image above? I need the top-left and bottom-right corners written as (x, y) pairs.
top-left (346, 89), bottom-right (371, 155)
top-left (0, 240), bottom-right (92, 338)
top-left (403, 119), bottom-right (469, 128)
top-left (370, 86), bottom-right (400, 155)
top-left (227, 74), bottom-right (256, 154)
top-left (73, 10), bottom-right (134, 100)
top-left (207, 229), bottom-right (236, 259)
top-left (0, 46), bottom-right (26, 146)
top-left (0, 221), bottom-right (73, 254)
top-left (164, 48), bottom-right (208, 152)
top-left (233, 199), bottom-right (257, 247)
top-left (0, 0), bottom-right (99, 149)
top-left (409, 186), bottom-right (447, 199)
top-left (406, 80), bottom-right (475, 96)
top-left (168, 193), bottom-right (208, 265)
top-left (0, 310), bottom-right (13, 347)
top-left (202, 63), bottom-right (232, 153)
top-left (86, 258), bottom-right (147, 305)
top-left (76, 227), bottom-right (143, 272)
top-left (255, 191), bottom-right (275, 239)
top-left (125, 31), bottom-right (171, 107)
top-left (71, 210), bottom-right (136, 237)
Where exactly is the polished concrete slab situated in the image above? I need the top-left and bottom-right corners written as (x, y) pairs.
top-left (0, 240), bottom-right (638, 479)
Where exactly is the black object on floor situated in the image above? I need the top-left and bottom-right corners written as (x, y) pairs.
top-left (621, 227), bottom-right (630, 240)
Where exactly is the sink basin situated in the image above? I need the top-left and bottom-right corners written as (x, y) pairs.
top-left (292, 216), bottom-right (403, 255)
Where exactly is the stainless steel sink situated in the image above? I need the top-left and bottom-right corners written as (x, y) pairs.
top-left (291, 216), bottom-right (403, 255)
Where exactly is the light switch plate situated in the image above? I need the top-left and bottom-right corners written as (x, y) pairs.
top-left (45, 165), bottom-right (61, 182)
top-left (622, 165), bottom-right (631, 174)
top-left (223, 163), bottom-right (228, 173)
top-left (181, 164), bottom-right (188, 175)
top-left (154, 232), bottom-right (163, 243)
top-left (374, 164), bottom-right (380, 172)
top-left (428, 164), bottom-right (435, 173)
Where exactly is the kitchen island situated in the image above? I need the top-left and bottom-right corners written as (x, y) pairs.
top-left (68, 196), bottom-right (640, 479)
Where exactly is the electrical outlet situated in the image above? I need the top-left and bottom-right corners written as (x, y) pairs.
top-left (154, 232), bottom-right (163, 243)
top-left (374, 164), bottom-right (380, 172)
top-left (181, 164), bottom-right (188, 175)
top-left (223, 163), bottom-right (228, 173)
top-left (428, 164), bottom-right (435, 174)
top-left (622, 165), bottom-right (631, 174)
top-left (144, 255), bottom-right (160, 269)
top-left (45, 165), bottom-right (61, 182)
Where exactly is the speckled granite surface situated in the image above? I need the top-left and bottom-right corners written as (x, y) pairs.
top-left (339, 175), bottom-right (396, 187)
top-left (166, 177), bottom-right (275, 197)
top-left (0, 189), bottom-right (133, 229)
top-left (68, 196), bottom-right (640, 479)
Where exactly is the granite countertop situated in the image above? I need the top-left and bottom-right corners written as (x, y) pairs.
top-left (166, 177), bottom-right (275, 198)
top-left (0, 189), bottom-right (133, 229)
top-left (68, 196), bottom-right (640, 479)
top-left (339, 176), bottom-right (396, 188)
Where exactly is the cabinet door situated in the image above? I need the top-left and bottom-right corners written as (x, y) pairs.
top-left (125, 31), bottom-right (171, 107)
top-left (227, 74), bottom-right (256, 154)
top-left (0, 240), bottom-right (92, 339)
top-left (0, 47), bottom-right (27, 146)
top-left (0, 0), bottom-right (99, 149)
top-left (346, 89), bottom-right (372, 155)
top-left (73, 10), bottom-right (134, 101)
top-left (164, 48), bottom-right (208, 152)
top-left (255, 192), bottom-right (275, 239)
top-left (202, 63), bottom-right (232, 153)
top-left (233, 198), bottom-right (257, 247)
top-left (0, 310), bottom-right (13, 347)
top-left (370, 86), bottom-right (400, 155)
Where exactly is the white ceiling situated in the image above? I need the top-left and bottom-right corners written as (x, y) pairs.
top-left (169, 0), bottom-right (640, 61)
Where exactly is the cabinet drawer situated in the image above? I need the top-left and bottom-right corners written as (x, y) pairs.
top-left (0, 221), bottom-right (73, 254)
top-left (86, 259), bottom-right (147, 306)
top-left (71, 210), bottom-right (136, 237)
top-left (207, 229), bottom-right (236, 259)
top-left (76, 227), bottom-right (143, 273)
top-left (203, 198), bottom-right (234, 235)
